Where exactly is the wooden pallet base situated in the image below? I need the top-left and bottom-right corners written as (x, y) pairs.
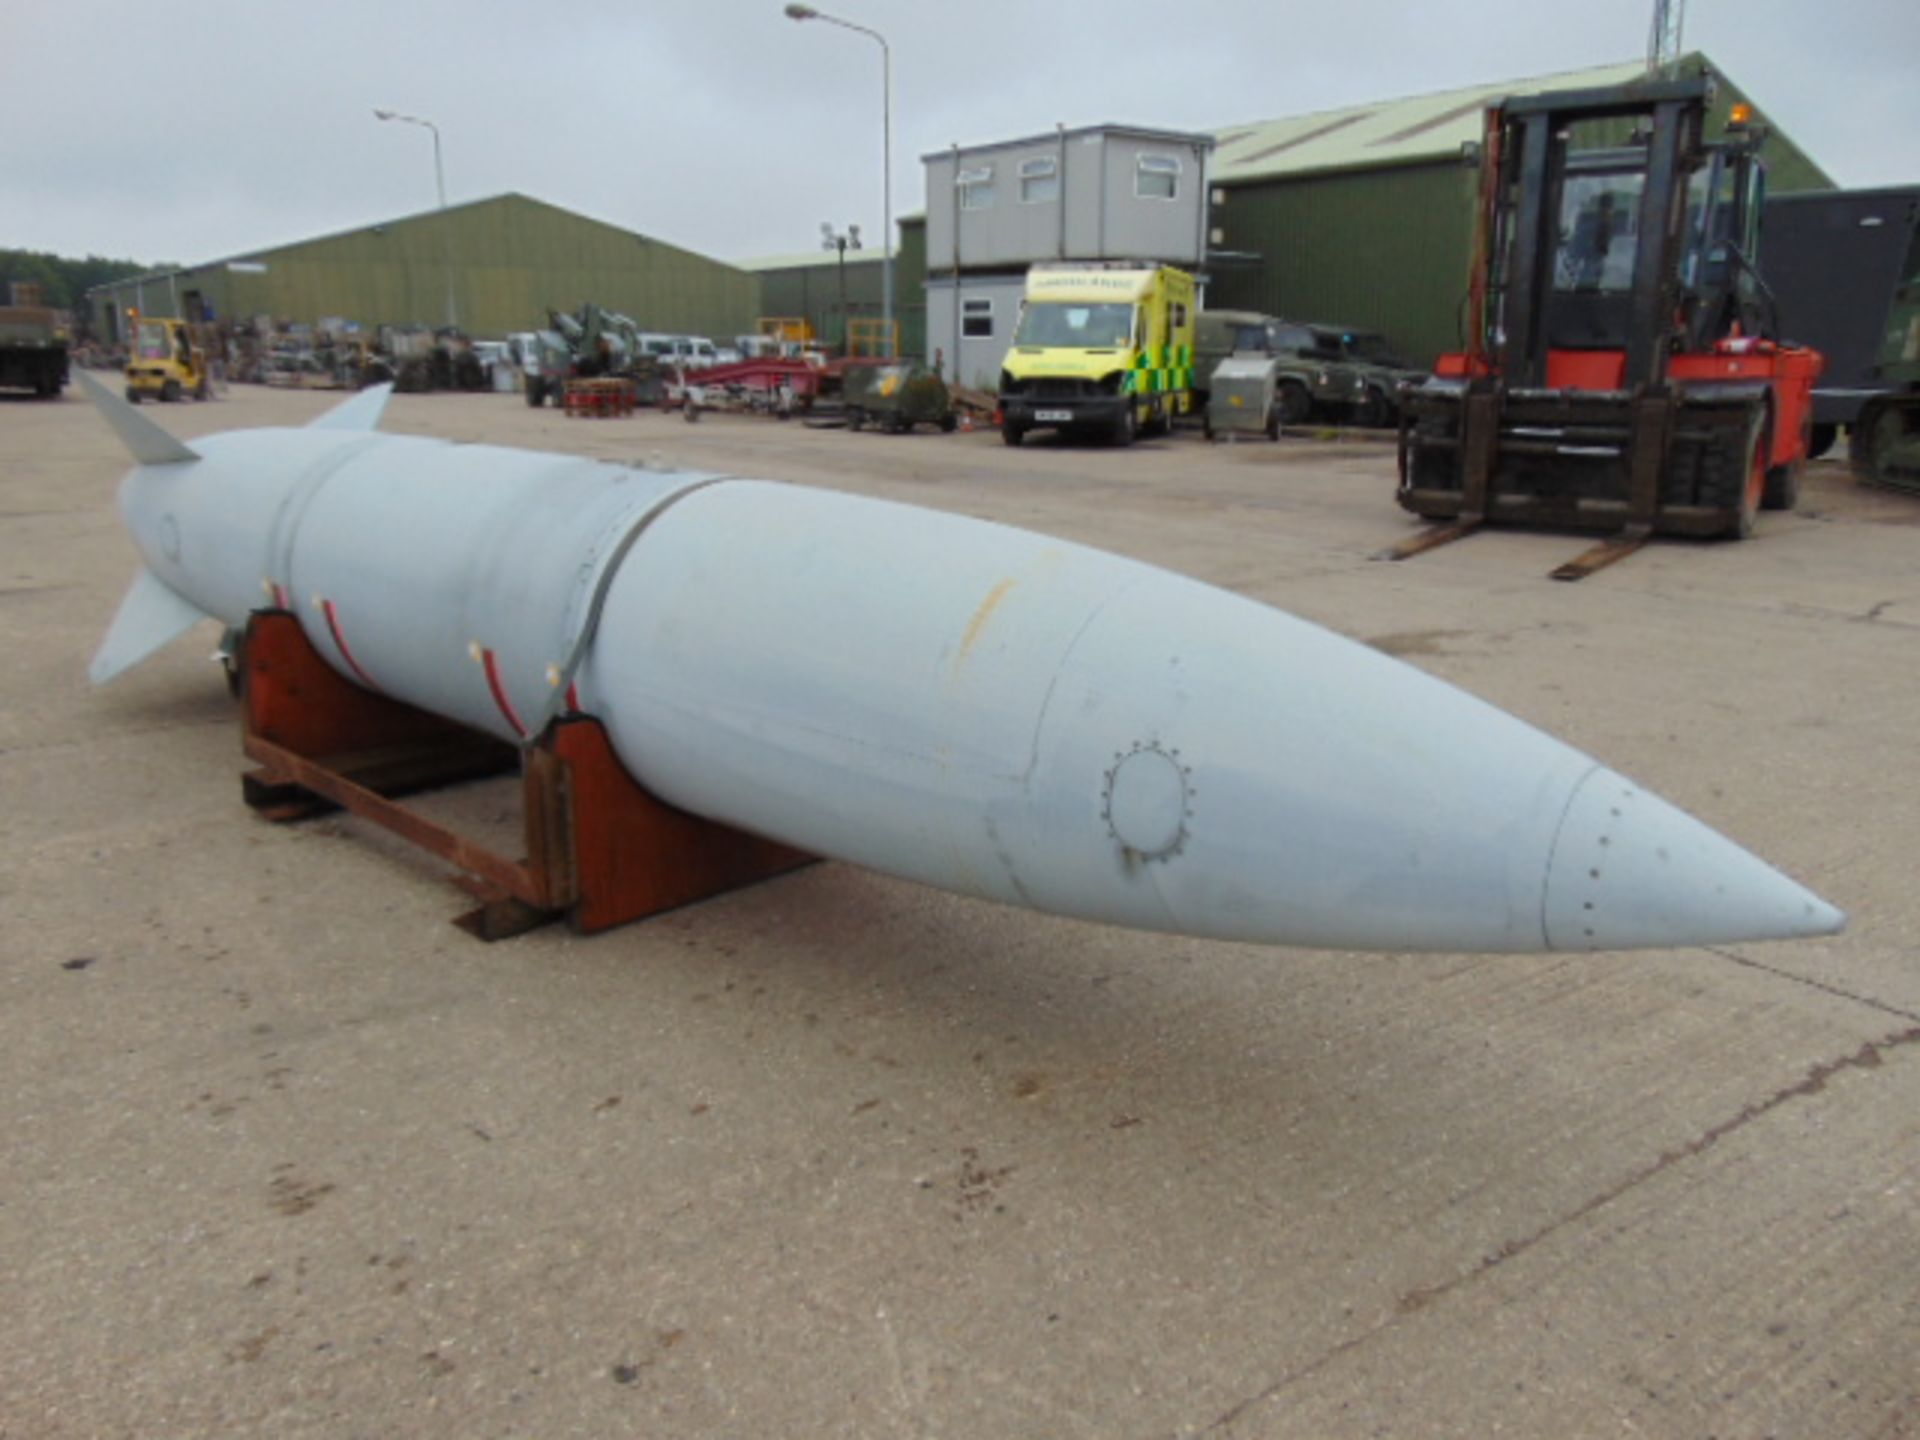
top-left (238, 610), bottom-right (814, 939)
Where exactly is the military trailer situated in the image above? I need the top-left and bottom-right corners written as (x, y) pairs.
top-left (846, 361), bottom-right (958, 434)
top-left (1203, 355), bottom-right (1282, 440)
top-left (1193, 310), bottom-right (1361, 425)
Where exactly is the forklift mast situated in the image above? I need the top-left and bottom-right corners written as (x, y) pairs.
top-left (1471, 75), bottom-right (1767, 389)
top-left (1393, 71), bottom-right (1821, 579)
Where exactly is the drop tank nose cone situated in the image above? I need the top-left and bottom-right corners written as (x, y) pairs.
top-left (1544, 767), bottom-right (1845, 951)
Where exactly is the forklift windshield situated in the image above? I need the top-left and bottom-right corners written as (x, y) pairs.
top-left (1556, 174), bottom-right (1641, 292)
top-left (1555, 154), bottom-right (1759, 300)
top-left (134, 322), bottom-right (173, 362)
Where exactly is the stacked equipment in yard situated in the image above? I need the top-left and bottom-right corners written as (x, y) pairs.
top-left (0, 302), bottom-right (71, 398)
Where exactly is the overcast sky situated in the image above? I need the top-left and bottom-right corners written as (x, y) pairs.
top-left (4, 0), bottom-right (1912, 271)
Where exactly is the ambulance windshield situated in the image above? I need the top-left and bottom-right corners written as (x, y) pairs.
top-left (1015, 302), bottom-right (1136, 348)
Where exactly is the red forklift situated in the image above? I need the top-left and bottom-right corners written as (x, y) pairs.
top-left (1388, 74), bottom-right (1822, 579)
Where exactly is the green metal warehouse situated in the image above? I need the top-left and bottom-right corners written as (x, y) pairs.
top-left (85, 193), bottom-right (758, 344)
top-left (1202, 55), bottom-right (1834, 367)
top-left (742, 223), bottom-right (928, 358)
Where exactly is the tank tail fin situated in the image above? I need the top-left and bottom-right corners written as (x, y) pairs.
top-left (307, 382), bottom-right (393, 432)
top-left (90, 567), bottom-right (214, 685)
top-left (76, 370), bottom-right (201, 466)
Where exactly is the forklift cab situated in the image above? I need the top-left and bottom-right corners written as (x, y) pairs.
top-left (1539, 126), bottom-right (1771, 375)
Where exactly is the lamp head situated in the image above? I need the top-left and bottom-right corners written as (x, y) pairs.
top-left (784, 4), bottom-right (818, 19)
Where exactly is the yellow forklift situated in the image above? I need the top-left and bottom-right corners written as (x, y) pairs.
top-left (124, 312), bottom-right (213, 403)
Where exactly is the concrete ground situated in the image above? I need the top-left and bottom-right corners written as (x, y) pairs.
top-left (2, 382), bottom-right (1915, 1439)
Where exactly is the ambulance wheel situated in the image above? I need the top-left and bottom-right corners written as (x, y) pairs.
top-left (1112, 404), bottom-right (1137, 447)
top-left (1001, 421), bottom-right (1025, 447)
top-left (1202, 412), bottom-right (1214, 441)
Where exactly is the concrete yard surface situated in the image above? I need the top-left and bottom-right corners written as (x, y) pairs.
top-left (2, 385), bottom-right (1916, 1438)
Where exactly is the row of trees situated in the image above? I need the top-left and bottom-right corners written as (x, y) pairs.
top-left (0, 248), bottom-right (169, 311)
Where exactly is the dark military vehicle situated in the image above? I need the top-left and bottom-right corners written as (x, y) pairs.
top-left (1193, 310), bottom-right (1360, 426)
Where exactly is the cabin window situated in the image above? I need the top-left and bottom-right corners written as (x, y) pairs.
top-left (962, 298), bottom-right (995, 338)
top-left (1136, 154), bottom-right (1180, 201)
top-left (1019, 157), bottom-right (1060, 204)
top-left (958, 166), bottom-right (995, 211)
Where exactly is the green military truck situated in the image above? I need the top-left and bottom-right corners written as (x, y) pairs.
top-left (1323, 327), bottom-right (1426, 429)
top-left (1851, 278), bottom-right (1920, 493)
top-left (0, 305), bottom-right (70, 399)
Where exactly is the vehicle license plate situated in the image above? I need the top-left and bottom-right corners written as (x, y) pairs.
top-left (1035, 409), bottom-right (1073, 422)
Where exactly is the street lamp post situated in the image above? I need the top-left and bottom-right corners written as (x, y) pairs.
top-left (821, 221), bottom-right (863, 354)
top-left (784, 5), bottom-right (892, 357)
top-left (374, 108), bottom-right (458, 332)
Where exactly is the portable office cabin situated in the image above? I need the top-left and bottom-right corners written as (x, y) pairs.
top-left (925, 273), bottom-right (1029, 392)
top-left (924, 125), bottom-right (1214, 274)
top-left (922, 125), bottom-right (1211, 387)
top-left (1204, 55), bottom-right (1834, 368)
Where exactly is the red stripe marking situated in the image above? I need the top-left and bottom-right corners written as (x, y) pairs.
top-left (481, 648), bottom-right (528, 738)
top-left (320, 599), bottom-right (383, 692)
top-left (565, 681), bottom-right (581, 714)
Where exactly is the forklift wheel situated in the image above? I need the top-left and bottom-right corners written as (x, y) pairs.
top-left (195, 378), bottom-right (211, 401)
top-left (161, 379), bottom-right (181, 403)
top-left (125, 387), bottom-right (141, 405)
top-left (1762, 460), bottom-right (1801, 512)
top-left (1730, 411), bottom-right (1768, 539)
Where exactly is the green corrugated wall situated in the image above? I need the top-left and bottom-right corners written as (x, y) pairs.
top-left (755, 224), bottom-right (927, 356)
top-left (1207, 162), bottom-right (1479, 367)
top-left (896, 219), bottom-right (927, 356)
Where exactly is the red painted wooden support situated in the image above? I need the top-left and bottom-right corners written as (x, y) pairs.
top-left (237, 609), bottom-right (814, 939)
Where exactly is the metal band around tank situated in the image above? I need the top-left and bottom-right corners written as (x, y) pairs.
top-left (265, 435), bottom-right (387, 594)
top-left (519, 474), bottom-right (736, 745)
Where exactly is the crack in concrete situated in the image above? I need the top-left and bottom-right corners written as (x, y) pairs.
top-left (1706, 945), bottom-right (1920, 1025)
top-left (1198, 1023), bottom-right (1920, 1435)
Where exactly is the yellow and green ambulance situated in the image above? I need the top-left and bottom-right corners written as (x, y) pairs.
top-left (998, 263), bottom-right (1196, 446)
